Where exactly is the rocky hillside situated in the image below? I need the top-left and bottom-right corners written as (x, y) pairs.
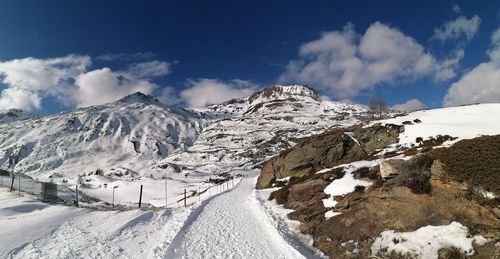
top-left (257, 103), bottom-right (500, 258)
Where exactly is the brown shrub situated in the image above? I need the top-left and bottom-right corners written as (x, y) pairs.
top-left (434, 135), bottom-right (500, 194)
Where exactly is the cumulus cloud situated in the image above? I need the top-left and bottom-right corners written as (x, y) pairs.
top-left (73, 67), bottom-right (158, 107)
top-left (279, 22), bottom-right (457, 99)
top-left (391, 99), bottom-right (426, 112)
top-left (0, 55), bottom-right (171, 111)
top-left (180, 79), bottom-right (257, 108)
top-left (443, 28), bottom-right (500, 106)
top-left (0, 88), bottom-right (42, 111)
top-left (431, 14), bottom-right (481, 43)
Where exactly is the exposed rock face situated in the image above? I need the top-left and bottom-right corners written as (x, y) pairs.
top-left (256, 123), bottom-right (402, 189)
top-left (256, 126), bottom-right (368, 189)
top-left (353, 123), bottom-right (404, 154)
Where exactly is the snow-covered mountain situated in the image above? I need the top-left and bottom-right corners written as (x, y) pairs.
top-left (0, 92), bottom-right (203, 179)
top-left (160, 84), bottom-right (367, 174)
top-left (0, 85), bottom-right (368, 205)
top-left (0, 109), bottom-right (36, 123)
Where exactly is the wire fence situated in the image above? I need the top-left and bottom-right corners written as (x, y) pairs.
top-left (0, 173), bottom-right (97, 205)
top-left (0, 172), bottom-right (242, 211)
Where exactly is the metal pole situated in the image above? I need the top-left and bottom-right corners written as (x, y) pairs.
top-left (198, 187), bottom-right (200, 203)
top-left (139, 185), bottom-right (143, 208)
top-left (10, 174), bottom-right (14, 192)
top-left (112, 188), bottom-right (115, 206)
top-left (184, 189), bottom-right (187, 207)
top-left (18, 173), bottom-right (21, 196)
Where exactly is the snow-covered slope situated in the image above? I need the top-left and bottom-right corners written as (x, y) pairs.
top-left (0, 92), bottom-right (203, 180)
top-left (160, 84), bottom-right (367, 174)
top-left (0, 109), bottom-right (36, 123)
top-left (377, 103), bottom-right (500, 147)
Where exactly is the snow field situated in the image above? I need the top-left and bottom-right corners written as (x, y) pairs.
top-left (377, 103), bottom-right (500, 147)
top-left (370, 222), bottom-right (490, 259)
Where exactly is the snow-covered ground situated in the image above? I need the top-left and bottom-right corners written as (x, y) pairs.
top-left (1, 173), bottom-right (322, 259)
top-left (165, 173), bottom-right (322, 259)
top-left (371, 222), bottom-right (490, 259)
top-left (377, 103), bottom-right (500, 147)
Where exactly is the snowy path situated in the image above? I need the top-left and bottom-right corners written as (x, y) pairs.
top-left (165, 176), bottom-right (319, 259)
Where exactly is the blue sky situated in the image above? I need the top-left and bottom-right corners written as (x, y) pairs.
top-left (0, 0), bottom-right (499, 114)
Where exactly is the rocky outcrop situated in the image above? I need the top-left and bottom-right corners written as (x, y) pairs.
top-left (256, 123), bottom-right (403, 189)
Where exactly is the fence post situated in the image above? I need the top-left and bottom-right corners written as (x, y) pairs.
top-left (139, 185), bottom-right (143, 208)
top-left (10, 174), bottom-right (14, 192)
top-left (184, 189), bottom-right (187, 207)
top-left (75, 184), bottom-right (79, 207)
top-left (43, 182), bottom-right (47, 202)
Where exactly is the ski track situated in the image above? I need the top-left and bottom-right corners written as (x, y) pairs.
top-left (165, 176), bottom-right (319, 259)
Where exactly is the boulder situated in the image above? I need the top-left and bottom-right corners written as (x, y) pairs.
top-left (379, 159), bottom-right (403, 179)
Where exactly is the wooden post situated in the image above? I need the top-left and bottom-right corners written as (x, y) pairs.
top-left (184, 189), bottom-right (187, 207)
top-left (75, 184), bottom-right (79, 207)
top-left (139, 185), bottom-right (143, 208)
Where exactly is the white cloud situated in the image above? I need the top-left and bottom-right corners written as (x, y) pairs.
top-left (443, 27), bottom-right (500, 106)
top-left (391, 99), bottom-right (426, 112)
top-left (280, 22), bottom-right (455, 99)
top-left (73, 67), bottom-right (158, 107)
top-left (452, 4), bottom-right (461, 14)
top-left (432, 15), bottom-right (481, 43)
top-left (127, 60), bottom-right (170, 78)
top-left (180, 79), bottom-right (257, 108)
top-left (0, 88), bottom-right (42, 111)
top-left (157, 87), bottom-right (181, 106)
top-left (0, 55), bottom-right (171, 111)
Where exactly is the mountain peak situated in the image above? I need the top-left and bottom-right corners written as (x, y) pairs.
top-left (115, 92), bottom-right (159, 105)
top-left (248, 84), bottom-right (321, 103)
top-left (0, 108), bottom-right (35, 123)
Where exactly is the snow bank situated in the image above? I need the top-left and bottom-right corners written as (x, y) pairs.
top-left (371, 222), bottom-right (490, 259)
top-left (377, 103), bottom-right (500, 147)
